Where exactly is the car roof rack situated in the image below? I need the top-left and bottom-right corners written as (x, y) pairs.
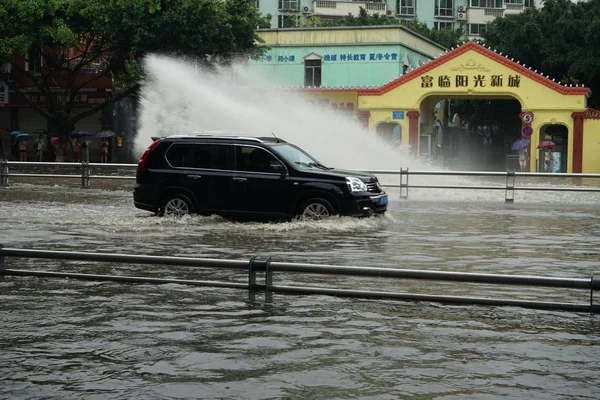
top-left (155, 133), bottom-right (287, 144)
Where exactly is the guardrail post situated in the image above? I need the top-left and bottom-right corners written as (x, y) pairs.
top-left (0, 159), bottom-right (8, 187)
top-left (0, 244), bottom-right (4, 271)
top-left (400, 167), bottom-right (409, 200)
top-left (265, 258), bottom-right (273, 302)
top-left (249, 257), bottom-right (267, 292)
top-left (81, 160), bottom-right (91, 189)
top-left (505, 171), bottom-right (515, 203)
top-left (591, 272), bottom-right (600, 313)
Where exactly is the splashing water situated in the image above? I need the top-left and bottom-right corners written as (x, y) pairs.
top-left (136, 54), bottom-right (420, 172)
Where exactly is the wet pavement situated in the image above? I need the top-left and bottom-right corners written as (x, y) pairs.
top-left (1, 178), bottom-right (600, 399)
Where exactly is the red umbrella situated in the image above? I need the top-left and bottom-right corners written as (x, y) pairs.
top-left (537, 141), bottom-right (556, 149)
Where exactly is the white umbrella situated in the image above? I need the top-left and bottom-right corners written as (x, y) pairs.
top-left (96, 129), bottom-right (116, 138)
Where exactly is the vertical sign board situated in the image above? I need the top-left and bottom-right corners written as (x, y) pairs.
top-left (0, 82), bottom-right (8, 105)
top-left (392, 111), bottom-right (405, 120)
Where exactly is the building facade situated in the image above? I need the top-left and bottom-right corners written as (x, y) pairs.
top-left (250, 26), bottom-right (447, 88)
top-left (297, 41), bottom-right (600, 173)
top-left (0, 49), bottom-right (112, 161)
top-left (257, 0), bottom-right (539, 40)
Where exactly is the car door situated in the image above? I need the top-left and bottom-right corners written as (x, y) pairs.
top-left (165, 143), bottom-right (232, 213)
top-left (229, 145), bottom-right (296, 218)
top-left (189, 143), bottom-right (233, 213)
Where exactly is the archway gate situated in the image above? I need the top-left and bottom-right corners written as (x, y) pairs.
top-left (301, 41), bottom-right (600, 173)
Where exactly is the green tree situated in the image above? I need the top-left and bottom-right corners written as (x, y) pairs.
top-left (0, 0), bottom-right (268, 144)
top-left (483, 0), bottom-right (600, 106)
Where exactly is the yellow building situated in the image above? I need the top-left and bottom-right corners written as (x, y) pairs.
top-left (298, 41), bottom-right (600, 173)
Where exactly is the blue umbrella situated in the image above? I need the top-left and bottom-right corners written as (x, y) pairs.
top-left (71, 130), bottom-right (93, 137)
top-left (10, 130), bottom-right (23, 137)
top-left (16, 133), bottom-right (31, 140)
top-left (511, 138), bottom-right (530, 151)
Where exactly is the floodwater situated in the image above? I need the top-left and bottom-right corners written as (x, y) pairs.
top-left (1, 178), bottom-right (600, 400)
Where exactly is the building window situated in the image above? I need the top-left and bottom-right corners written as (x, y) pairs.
top-left (504, 0), bottom-right (523, 3)
top-left (26, 48), bottom-right (42, 74)
top-left (435, 0), bottom-right (454, 17)
top-left (278, 14), bottom-right (299, 28)
top-left (253, 0), bottom-right (259, 7)
top-left (469, 23), bottom-right (487, 36)
top-left (470, 0), bottom-right (503, 7)
top-left (524, 0), bottom-right (533, 6)
top-left (278, 0), bottom-right (299, 10)
top-left (398, 0), bottom-right (415, 15)
top-left (434, 21), bottom-right (454, 30)
top-left (304, 59), bottom-right (321, 87)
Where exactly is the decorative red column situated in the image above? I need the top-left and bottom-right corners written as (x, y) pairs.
top-left (357, 111), bottom-right (370, 130)
top-left (407, 111), bottom-right (420, 153)
top-left (571, 112), bottom-right (585, 173)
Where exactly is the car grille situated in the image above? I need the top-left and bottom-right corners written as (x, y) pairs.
top-left (366, 182), bottom-right (381, 193)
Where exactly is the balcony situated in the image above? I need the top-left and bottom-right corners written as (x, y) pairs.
top-left (313, 1), bottom-right (388, 17)
top-left (467, 7), bottom-right (505, 23)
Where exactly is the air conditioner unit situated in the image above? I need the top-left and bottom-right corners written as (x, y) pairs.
top-left (457, 12), bottom-right (467, 20)
top-left (302, 6), bottom-right (311, 13)
top-left (457, 5), bottom-right (466, 12)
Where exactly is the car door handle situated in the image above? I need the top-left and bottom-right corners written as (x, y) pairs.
top-left (232, 177), bottom-right (247, 182)
top-left (187, 175), bottom-right (202, 179)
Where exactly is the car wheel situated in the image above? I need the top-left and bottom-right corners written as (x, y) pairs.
top-left (296, 198), bottom-right (335, 221)
top-left (162, 194), bottom-right (194, 217)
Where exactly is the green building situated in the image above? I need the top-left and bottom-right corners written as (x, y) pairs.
top-left (249, 26), bottom-right (447, 88)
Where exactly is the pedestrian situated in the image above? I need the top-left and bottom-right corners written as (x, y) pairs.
top-left (115, 132), bottom-right (123, 162)
top-left (544, 149), bottom-right (554, 172)
top-left (72, 138), bottom-right (81, 162)
top-left (518, 147), bottom-right (528, 172)
top-left (19, 138), bottom-right (27, 161)
top-left (100, 137), bottom-right (109, 163)
top-left (35, 134), bottom-right (45, 162)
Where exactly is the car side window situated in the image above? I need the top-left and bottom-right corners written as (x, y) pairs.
top-left (166, 143), bottom-right (228, 170)
top-left (235, 146), bottom-right (284, 173)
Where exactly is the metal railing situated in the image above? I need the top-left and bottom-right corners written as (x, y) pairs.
top-left (371, 168), bottom-right (600, 203)
top-left (2, 160), bottom-right (600, 203)
top-left (1, 245), bottom-right (599, 313)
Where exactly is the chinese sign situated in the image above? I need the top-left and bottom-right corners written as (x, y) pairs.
top-left (306, 99), bottom-right (354, 112)
top-left (0, 81), bottom-right (8, 104)
top-left (255, 52), bottom-right (401, 63)
top-left (420, 74), bottom-right (521, 89)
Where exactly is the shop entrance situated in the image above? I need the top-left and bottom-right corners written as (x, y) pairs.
top-left (538, 124), bottom-right (568, 172)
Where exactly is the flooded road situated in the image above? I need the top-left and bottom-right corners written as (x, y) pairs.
top-left (1, 180), bottom-right (599, 399)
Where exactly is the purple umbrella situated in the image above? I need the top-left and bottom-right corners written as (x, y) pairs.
top-left (511, 138), bottom-right (530, 151)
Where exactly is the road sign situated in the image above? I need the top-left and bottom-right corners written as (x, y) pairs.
top-left (522, 125), bottom-right (533, 137)
top-left (522, 113), bottom-right (533, 124)
top-left (392, 111), bottom-right (405, 120)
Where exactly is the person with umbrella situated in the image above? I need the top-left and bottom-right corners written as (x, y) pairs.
top-left (35, 134), bottom-right (45, 162)
top-left (511, 138), bottom-right (530, 172)
top-left (18, 134), bottom-right (29, 161)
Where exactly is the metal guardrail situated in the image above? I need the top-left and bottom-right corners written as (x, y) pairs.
top-left (370, 168), bottom-right (600, 203)
top-left (1, 160), bottom-right (600, 203)
top-left (1, 245), bottom-right (599, 313)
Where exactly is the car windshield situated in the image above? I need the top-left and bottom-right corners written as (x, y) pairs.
top-left (271, 143), bottom-right (329, 170)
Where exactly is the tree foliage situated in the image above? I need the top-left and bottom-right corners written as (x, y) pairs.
top-left (483, 0), bottom-right (600, 106)
top-left (0, 0), bottom-right (268, 140)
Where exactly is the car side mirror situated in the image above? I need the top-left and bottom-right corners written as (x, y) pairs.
top-left (270, 162), bottom-right (286, 174)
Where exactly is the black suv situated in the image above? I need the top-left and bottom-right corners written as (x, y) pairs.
top-left (133, 135), bottom-right (388, 221)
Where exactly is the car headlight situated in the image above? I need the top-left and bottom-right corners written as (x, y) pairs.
top-left (346, 176), bottom-right (368, 192)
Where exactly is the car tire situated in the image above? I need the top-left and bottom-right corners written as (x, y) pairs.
top-left (296, 198), bottom-right (335, 221)
top-left (161, 194), bottom-right (194, 217)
